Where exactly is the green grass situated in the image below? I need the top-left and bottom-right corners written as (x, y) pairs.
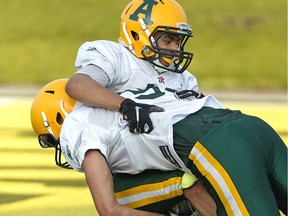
top-left (0, 0), bottom-right (286, 90)
top-left (0, 97), bottom-right (286, 216)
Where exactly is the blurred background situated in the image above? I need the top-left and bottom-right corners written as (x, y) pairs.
top-left (0, 0), bottom-right (286, 90)
top-left (0, 0), bottom-right (287, 215)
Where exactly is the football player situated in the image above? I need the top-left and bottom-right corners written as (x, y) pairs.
top-left (31, 79), bottom-right (215, 216)
top-left (65, 0), bottom-right (198, 135)
top-left (31, 77), bottom-right (287, 216)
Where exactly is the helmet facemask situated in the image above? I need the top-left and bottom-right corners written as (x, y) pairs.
top-left (142, 24), bottom-right (193, 74)
top-left (38, 133), bottom-right (71, 169)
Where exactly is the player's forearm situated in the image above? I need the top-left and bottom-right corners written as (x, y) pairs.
top-left (66, 73), bottom-right (124, 111)
top-left (183, 180), bottom-right (217, 216)
top-left (83, 150), bottom-right (162, 216)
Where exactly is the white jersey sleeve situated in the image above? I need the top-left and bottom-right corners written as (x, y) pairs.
top-left (76, 64), bottom-right (110, 86)
top-left (75, 40), bottom-right (126, 88)
top-left (60, 105), bottom-right (130, 172)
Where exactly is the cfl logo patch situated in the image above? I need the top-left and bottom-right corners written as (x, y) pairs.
top-left (158, 76), bottom-right (165, 84)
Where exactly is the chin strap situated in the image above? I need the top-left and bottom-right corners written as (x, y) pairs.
top-left (153, 58), bottom-right (177, 74)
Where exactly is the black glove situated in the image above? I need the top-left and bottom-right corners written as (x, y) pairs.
top-left (175, 90), bottom-right (205, 100)
top-left (119, 99), bottom-right (164, 134)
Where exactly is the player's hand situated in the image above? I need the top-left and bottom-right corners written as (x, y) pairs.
top-left (119, 98), bottom-right (164, 134)
top-left (175, 90), bottom-right (204, 101)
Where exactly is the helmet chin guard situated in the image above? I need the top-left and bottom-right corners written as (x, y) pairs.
top-left (38, 133), bottom-right (71, 169)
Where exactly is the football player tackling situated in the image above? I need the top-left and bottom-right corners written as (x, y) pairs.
top-left (31, 0), bottom-right (287, 215)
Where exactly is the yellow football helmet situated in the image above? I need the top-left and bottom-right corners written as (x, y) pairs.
top-left (31, 78), bottom-right (76, 169)
top-left (119, 0), bottom-right (193, 73)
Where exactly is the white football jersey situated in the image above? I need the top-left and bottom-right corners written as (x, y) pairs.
top-left (75, 40), bottom-right (199, 94)
top-left (60, 88), bottom-right (224, 175)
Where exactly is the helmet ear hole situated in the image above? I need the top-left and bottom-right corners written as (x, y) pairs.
top-left (131, 31), bottom-right (139, 41)
top-left (45, 90), bottom-right (55, 94)
top-left (56, 112), bottom-right (64, 125)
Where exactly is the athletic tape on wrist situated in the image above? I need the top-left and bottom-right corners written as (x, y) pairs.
top-left (181, 173), bottom-right (198, 189)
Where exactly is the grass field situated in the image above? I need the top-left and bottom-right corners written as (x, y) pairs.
top-left (0, 0), bottom-right (286, 90)
top-left (0, 96), bottom-right (286, 216)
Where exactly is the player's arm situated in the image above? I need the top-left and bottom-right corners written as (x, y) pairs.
top-left (66, 73), bottom-right (124, 111)
top-left (82, 150), bottom-right (163, 216)
top-left (183, 180), bottom-right (217, 216)
top-left (66, 73), bottom-right (163, 134)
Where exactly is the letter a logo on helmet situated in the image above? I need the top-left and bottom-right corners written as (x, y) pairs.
top-left (129, 0), bottom-right (159, 25)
